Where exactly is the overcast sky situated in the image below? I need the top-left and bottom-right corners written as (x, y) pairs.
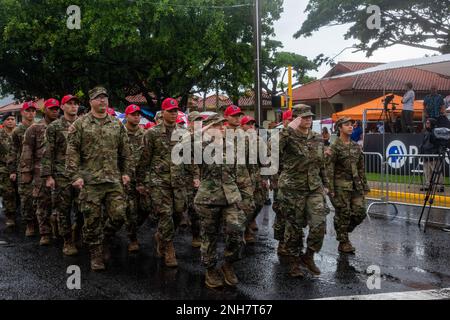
top-left (274, 0), bottom-right (438, 78)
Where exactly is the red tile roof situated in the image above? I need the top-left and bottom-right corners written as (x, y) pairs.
top-left (293, 61), bottom-right (450, 102)
top-left (323, 62), bottom-right (383, 78)
top-left (353, 67), bottom-right (450, 92)
top-left (127, 90), bottom-right (272, 109)
top-left (196, 91), bottom-right (272, 109)
top-left (0, 102), bottom-right (22, 113)
top-left (292, 77), bottom-right (354, 101)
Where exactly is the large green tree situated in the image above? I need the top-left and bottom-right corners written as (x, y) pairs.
top-left (295, 0), bottom-right (450, 56)
top-left (262, 39), bottom-right (318, 95)
top-left (0, 0), bottom-right (283, 111)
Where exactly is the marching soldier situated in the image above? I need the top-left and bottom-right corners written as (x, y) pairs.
top-left (194, 114), bottom-right (247, 288)
top-left (328, 117), bottom-right (370, 254)
top-left (185, 111), bottom-right (203, 248)
top-left (239, 115), bottom-right (269, 243)
top-left (223, 105), bottom-right (255, 244)
top-left (278, 104), bottom-right (329, 278)
top-left (0, 113), bottom-right (17, 228)
top-left (272, 109), bottom-right (293, 255)
top-left (41, 95), bottom-right (80, 255)
top-left (123, 104), bottom-right (148, 253)
top-left (8, 102), bottom-right (37, 236)
top-left (136, 98), bottom-right (186, 267)
top-left (66, 86), bottom-right (133, 271)
top-left (20, 99), bottom-right (59, 245)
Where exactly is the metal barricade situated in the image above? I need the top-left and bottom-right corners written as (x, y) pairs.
top-left (364, 152), bottom-right (398, 217)
top-left (385, 153), bottom-right (450, 209)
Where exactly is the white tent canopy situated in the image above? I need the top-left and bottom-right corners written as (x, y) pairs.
top-left (329, 54), bottom-right (450, 79)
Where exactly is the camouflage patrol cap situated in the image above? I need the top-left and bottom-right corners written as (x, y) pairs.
top-left (334, 117), bottom-right (354, 131)
top-left (88, 86), bottom-right (108, 100)
top-left (154, 110), bottom-right (163, 123)
top-left (292, 104), bottom-right (314, 118)
top-left (188, 111), bottom-right (202, 122)
top-left (204, 113), bottom-right (226, 127)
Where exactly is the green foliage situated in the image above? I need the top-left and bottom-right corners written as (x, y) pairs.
top-left (0, 0), bottom-right (284, 110)
top-left (294, 0), bottom-right (450, 56)
top-left (262, 39), bottom-right (318, 94)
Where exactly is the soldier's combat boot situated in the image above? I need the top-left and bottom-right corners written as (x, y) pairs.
top-left (63, 235), bottom-right (78, 256)
top-left (154, 232), bottom-right (164, 257)
top-left (205, 268), bottom-right (224, 289)
top-left (164, 241), bottom-right (178, 267)
top-left (50, 214), bottom-right (58, 239)
top-left (289, 257), bottom-right (305, 278)
top-left (277, 241), bottom-right (288, 256)
top-left (39, 234), bottom-right (51, 246)
top-left (301, 248), bottom-right (321, 276)
top-left (338, 241), bottom-right (355, 254)
top-left (191, 236), bottom-right (201, 248)
top-left (244, 227), bottom-right (256, 244)
top-left (103, 238), bottom-right (112, 261)
top-left (25, 222), bottom-right (36, 237)
top-left (5, 218), bottom-right (15, 228)
top-left (128, 238), bottom-right (140, 253)
top-left (90, 245), bottom-right (105, 271)
top-left (72, 223), bottom-right (83, 249)
top-left (249, 219), bottom-right (258, 231)
top-left (221, 262), bottom-right (239, 286)
top-left (179, 212), bottom-right (190, 229)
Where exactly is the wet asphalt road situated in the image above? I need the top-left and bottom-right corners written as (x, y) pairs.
top-left (1, 199), bottom-right (450, 300)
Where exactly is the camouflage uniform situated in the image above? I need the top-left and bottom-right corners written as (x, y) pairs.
top-left (278, 117), bottom-right (329, 257)
top-left (41, 117), bottom-right (81, 239)
top-left (194, 136), bottom-right (246, 268)
top-left (184, 123), bottom-right (201, 239)
top-left (271, 172), bottom-right (285, 240)
top-left (124, 125), bottom-right (149, 241)
top-left (136, 122), bottom-right (186, 242)
top-left (328, 136), bottom-right (370, 243)
top-left (8, 123), bottom-right (35, 223)
top-left (246, 135), bottom-right (268, 223)
top-left (0, 128), bottom-right (16, 222)
top-left (225, 128), bottom-right (255, 231)
top-left (66, 113), bottom-right (133, 247)
top-left (20, 118), bottom-right (54, 235)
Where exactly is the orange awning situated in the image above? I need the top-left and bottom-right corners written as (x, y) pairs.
top-left (331, 94), bottom-right (424, 122)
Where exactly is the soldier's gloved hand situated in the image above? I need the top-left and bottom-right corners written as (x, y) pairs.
top-left (10, 173), bottom-right (16, 182)
top-left (193, 179), bottom-right (200, 189)
top-left (323, 187), bottom-right (329, 195)
top-left (72, 178), bottom-right (84, 190)
top-left (122, 175), bottom-right (131, 186)
top-left (22, 172), bottom-right (32, 184)
top-left (46, 176), bottom-right (56, 190)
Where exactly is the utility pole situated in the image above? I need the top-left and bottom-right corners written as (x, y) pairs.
top-left (253, 0), bottom-right (262, 127)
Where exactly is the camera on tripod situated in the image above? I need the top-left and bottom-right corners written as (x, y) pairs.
top-left (383, 94), bottom-right (397, 111)
top-left (432, 127), bottom-right (450, 148)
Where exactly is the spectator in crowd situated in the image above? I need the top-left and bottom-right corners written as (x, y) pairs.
top-left (377, 122), bottom-right (385, 134)
top-left (419, 118), bottom-right (444, 192)
top-left (436, 104), bottom-right (450, 129)
top-left (424, 85), bottom-right (445, 121)
top-left (401, 82), bottom-right (415, 133)
top-left (350, 120), bottom-right (362, 143)
top-left (322, 127), bottom-right (330, 146)
top-left (444, 95), bottom-right (450, 109)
